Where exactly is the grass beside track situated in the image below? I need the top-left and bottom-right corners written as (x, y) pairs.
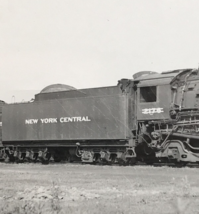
top-left (0, 163), bottom-right (198, 214)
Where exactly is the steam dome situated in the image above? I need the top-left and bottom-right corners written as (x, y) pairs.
top-left (40, 84), bottom-right (76, 94)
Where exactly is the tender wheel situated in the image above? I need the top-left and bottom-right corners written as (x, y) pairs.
top-left (67, 155), bottom-right (74, 163)
top-left (118, 159), bottom-right (126, 166)
top-left (41, 152), bottom-right (51, 165)
top-left (16, 152), bottom-right (25, 163)
top-left (53, 153), bottom-right (62, 162)
top-left (32, 153), bottom-right (38, 162)
top-left (127, 158), bottom-right (136, 165)
top-left (54, 157), bottom-right (61, 163)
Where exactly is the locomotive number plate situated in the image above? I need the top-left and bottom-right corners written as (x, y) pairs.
top-left (142, 108), bottom-right (164, 115)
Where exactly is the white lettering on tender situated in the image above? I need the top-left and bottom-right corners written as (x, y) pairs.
top-left (60, 116), bottom-right (91, 123)
top-left (0, 122), bottom-right (2, 126)
top-left (40, 118), bottom-right (57, 123)
top-left (25, 119), bottom-right (38, 124)
top-left (142, 108), bottom-right (164, 115)
top-left (25, 117), bottom-right (91, 124)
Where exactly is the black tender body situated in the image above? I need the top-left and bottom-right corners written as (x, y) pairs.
top-left (3, 86), bottom-right (134, 143)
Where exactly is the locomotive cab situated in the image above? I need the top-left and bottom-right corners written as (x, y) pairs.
top-left (136, 78), bottom-right (172, 121)
top-left (134, 68), bottom-right (199, 165)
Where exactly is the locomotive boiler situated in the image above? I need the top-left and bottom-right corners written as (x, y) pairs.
top-left (1, 68), bottom-right (199, 165)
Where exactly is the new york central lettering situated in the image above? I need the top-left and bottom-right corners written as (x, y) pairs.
top-left (25, 118), bottom-right (57, 124)
top-left (40, 118), bottom-right (58, 123)
top-left (25, 116), bottom-right (91, 124)
top-left (25, 119), bottom-right (39, 124)
top-left (60, 116), bottom-right (91, 123)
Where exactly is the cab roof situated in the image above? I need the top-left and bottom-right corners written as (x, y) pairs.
top-left (134, 68), bottom-right (194, 81)
top-left (134, 68), bottom-right (196, 87)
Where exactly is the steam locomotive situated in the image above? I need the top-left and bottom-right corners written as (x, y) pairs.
top-left (1, 68), bottom-right (199, 165)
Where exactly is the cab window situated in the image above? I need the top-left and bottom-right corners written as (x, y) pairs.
top-left (140, 86), bottom-right (157, 102)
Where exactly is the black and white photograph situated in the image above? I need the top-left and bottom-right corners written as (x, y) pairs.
top-left (0, 0), bottom-right (199, 213)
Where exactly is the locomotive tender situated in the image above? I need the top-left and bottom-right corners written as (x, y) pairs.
top-left (1, 68), bottom-right (199, 165)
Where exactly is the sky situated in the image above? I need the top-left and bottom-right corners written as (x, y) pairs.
top-left (1, 0), bottom-right (199, 102)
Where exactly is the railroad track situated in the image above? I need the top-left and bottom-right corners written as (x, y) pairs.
top-left (1, 159), bottom-right (199, 168)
